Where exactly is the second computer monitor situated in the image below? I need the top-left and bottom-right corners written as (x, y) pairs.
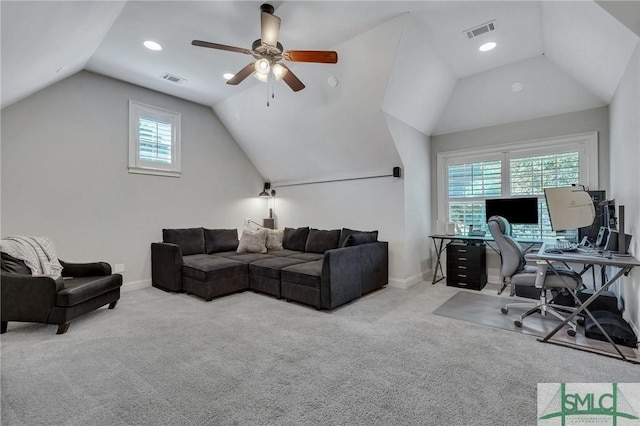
top-left (485, 197), bottom-right (539, 224)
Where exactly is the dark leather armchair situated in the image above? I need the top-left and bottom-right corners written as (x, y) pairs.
top-left (1, 253), bottom-right (122, 334)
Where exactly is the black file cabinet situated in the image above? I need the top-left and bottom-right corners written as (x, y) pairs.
top-left (446, 243), bottom-right (487, 290)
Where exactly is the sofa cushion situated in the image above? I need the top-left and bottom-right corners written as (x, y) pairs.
top-left (1, 252), bottom-right (31, 275)
top-left (283, 227), bottom-right (310, 251)
top-left (342, 232), bottom-right (379, 247)
top-left (339, 228), bottom-right (378, 248)
top-left (226, 253), bottom-right (274, 263)
top-left (163, 228), bottom-right (205, 255)
top-left (56, 275), bottom-right (123, 307)
top-left (249, 257), bottom-right (306, 280)
top-left (265, 229), bottom-right (284, 251)
top-left (281, 260), bottom-right (323, 288)
top-left (289, 253), bottom-right (324, 261)
top-left (305, 228), bottom-right (341, 253)
top-left (183, 256), bottom-right (247, 282)
top-left (237, 228), bottom-right (267, 254)
top-left (266, 249), bottom-right (303, 257)
top-left (204, 228), bottom-right (239, 254)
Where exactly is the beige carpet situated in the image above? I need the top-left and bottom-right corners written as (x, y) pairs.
top-left (433, 290), bottom-right (640, 362)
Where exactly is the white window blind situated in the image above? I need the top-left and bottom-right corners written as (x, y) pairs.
top-left (129, 100), bottom-right (181, 177)
top-left (437, 132), bottom-right (598, 239)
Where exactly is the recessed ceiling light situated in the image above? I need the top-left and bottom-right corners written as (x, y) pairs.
top-left (479, 42), bottom-right (496, 52)
top-left (144, 40), bottom-right (163, 51)
top-left (223, 73), bottom-right (234, 80)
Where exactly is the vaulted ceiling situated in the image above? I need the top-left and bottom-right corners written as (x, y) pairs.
top-left (2, 1), bottom-right (638, 183)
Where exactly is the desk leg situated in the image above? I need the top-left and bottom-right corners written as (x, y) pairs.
top-left (539, 265), bottom-right (631, 361)
top-left (431, 238), bottom-right (447, 285)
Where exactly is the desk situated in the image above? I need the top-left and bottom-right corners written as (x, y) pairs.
top-left (429, 234), bottom-right (541, 292)
top-left (526, 245), bottom-right (640, 362)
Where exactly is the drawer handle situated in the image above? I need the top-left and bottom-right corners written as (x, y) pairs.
top-left (459, 257), bottom-right (467, 261)
top-left (458, 274), bottom-right (467, 278)
top-left (458, 249), bottom-right (467, 253)
top-left (458, 282), bottom-right (467, 286)
top-left (458, 266), bottom-right (467, 269)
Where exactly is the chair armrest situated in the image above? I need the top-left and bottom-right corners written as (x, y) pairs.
top-left (151, 242), bottom-right (184, 291)
top-left (1, 272), bottom-right (64, 322)
top-left (59, 260), bottom-right (112, 277)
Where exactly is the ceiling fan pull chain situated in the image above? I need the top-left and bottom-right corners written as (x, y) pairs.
top-left (266, 81), bottom-right (270, 107)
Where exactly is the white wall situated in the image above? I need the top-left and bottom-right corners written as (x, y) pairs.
top-left (609, 43), bottom-right (640, 329)
top-left (269, 177), bottom-right (405, 285)
top-left (1, 71), bottom-right (266, 289)
top-left (385, 114), bottom-right (431, 287)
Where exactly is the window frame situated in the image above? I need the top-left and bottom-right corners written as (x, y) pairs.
top-left (436, 132), bottom-right (599, 233)
top-left (128, 100), bottom-right (182, 178)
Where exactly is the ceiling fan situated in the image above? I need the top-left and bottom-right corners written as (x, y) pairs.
top-left (192, 3), bottom-right (338, 92)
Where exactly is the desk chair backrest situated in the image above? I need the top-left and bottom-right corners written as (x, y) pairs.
top-left (487, 216), bottom-right (526, 278)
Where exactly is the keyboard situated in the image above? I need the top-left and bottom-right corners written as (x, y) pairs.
top-left (546, 241), bottom-right (579, 252)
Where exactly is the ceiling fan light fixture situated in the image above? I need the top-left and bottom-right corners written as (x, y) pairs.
top-left (223, 73), bottom-right (235, 80)
top-left (272, 63), bottom-right (288, 81)
top-left (253, 72), bottom-right (269, 83)
top-left (254, 58), bottom-right (271, 75)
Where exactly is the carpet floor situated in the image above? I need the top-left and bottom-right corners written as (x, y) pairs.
top-left (2, 283), bottom-right (640, 426)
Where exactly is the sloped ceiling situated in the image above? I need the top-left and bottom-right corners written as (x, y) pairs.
top-left (0, 1), bottom-right (126, 108)
top-left (1, 1), bottom-right (638, 182)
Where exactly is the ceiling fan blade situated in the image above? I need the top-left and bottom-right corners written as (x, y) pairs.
top-left (279, 64), bottom-right (305, 92)
top-left (260, 11), bottom-right (281, 48)
top-left (226, 63), bottom-right (255, 85)
top-left (283, 50), bottom-right (338, 64)
top-left (191, 40), bottom-right (252, 55)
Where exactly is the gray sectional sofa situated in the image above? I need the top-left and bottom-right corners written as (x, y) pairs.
top-left (151, 226), bottom-right (388, 310)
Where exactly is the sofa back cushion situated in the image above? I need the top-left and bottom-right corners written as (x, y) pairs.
top-left (305, 229), bottom-right (341, 253)
top-left (339, 228), bottom-right (378, 247)
top-left (282, 227), bottom-right (310, 251)
top-left (204, 228), bottom-right (239, 254)
top-left (342, 232), bottom-right (379, 247)
top-left (163, 228), bottom-right (205, 255)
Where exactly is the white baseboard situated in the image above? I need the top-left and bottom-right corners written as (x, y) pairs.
top-left (388, 272), bottom-right (427, 289)
top-left (122, 279), bottom-right (151, 292)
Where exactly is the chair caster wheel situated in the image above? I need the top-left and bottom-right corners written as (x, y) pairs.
top-left (567, 329), bottom-right (576, 337)
top-left (514, 320), bottom-right (522, 328)
top-left (577, 317), bottom-right (585, 327)
top-left (501, 307), bottom-right (509, 315)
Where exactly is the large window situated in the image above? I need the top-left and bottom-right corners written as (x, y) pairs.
top-left (437, 132), bottom-right (598, 239)
top-left (129, 100), bottom-right (181, 177)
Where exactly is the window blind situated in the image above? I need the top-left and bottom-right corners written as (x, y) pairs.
top-left (139, 117), bottom-right (173, 164)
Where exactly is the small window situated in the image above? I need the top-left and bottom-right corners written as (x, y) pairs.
top-left (129, 100), bottom-right (181, 177)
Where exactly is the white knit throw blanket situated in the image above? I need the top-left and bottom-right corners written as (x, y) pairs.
top-left (0, 236), bottom-right (63, 276)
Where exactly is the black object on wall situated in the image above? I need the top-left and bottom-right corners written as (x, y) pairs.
top-left (393, 167), bottom-right (401, 178)
top-left (578, 190), bottom-right (606, 245)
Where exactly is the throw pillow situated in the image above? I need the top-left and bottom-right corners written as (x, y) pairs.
top-left (1, 252), bottom-right (31, 275)
top-left (204, 228), bottom-right (239, 254)
top-left (163, 228), bottom-right (205, 255)
top-left (305, 228), bottom-right (341, 253)
top-left (282, 227), bottom-right (310, 251)
top-left (339, 228), bottom-right (378, 247)
top-left (265, 229), bottom-right (284, 251)
top-left (237, 228), bottom-right (268, 254)
top-left (342, 232), bottom-right (378, 247)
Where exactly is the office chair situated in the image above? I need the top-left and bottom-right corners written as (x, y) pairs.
top-left (487, 216), bottom-right (582, 336)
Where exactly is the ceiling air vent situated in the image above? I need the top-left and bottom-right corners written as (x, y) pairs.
top-left (464, 21), bottom-right (496, 39)
top-left (161, 73), bottom-right (187, 84)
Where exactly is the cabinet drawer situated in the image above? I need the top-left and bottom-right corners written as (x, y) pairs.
top-left (447, 277), bottom-right (487, 291)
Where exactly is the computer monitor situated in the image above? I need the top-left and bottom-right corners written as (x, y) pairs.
top-left (544, 186), bottom-right (596, 231)
top-left (485, 197), bottom-right (539, 224)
